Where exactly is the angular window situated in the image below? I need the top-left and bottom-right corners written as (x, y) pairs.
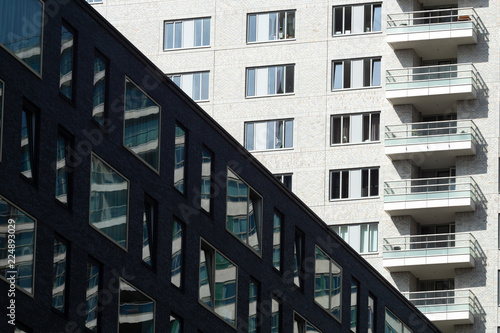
top-left (331, 223), bottom-right (378, 253)
top-left (14, 323), bottom-right (31, 333)
top-left (124, 78), bottom-right (160, 171)
top-left (55, 132), bottom-right (72, 205)
top-left (142, 198), bottom-right (157, 267)
top-left (0, 0), bottom-right (43, 74)
top-left (315, 246), bottom-right (342, 322)
top-left (201, 148), bottom-right (212, 212)
top-left (271, 297), bottom-right (281, 333)
top-left (0, 80), bottom-right (3, 161)
top-left (272, 212), bottom-right (282, 271)
top-left (174, 124), bottom-right (186, 193)
top-left (171, 220), bottom-right (183, 288)
top-left (52, 238), bottom-right (67, 312)
top-left (248, 280), bottom-right (259, 333)
top-left (385, 309), bottom-right (412, 333)
top-left (90, 154), bottom-right (129, 248)
top-left (350, 279), bottom-right (359, 332)
top-left (331, 113), bottom-right (380, 144)
top-left (332, 58), bottom-right (381, 90)
top-left (274, 174), bottom-right (292, 191)
top-left (247, 10), bottom-right (295, 42)
top-left (333, 4), bottom-right (381, 35)
top-left (368, 294), bottom-right (375, 333)
top-left (245, 119), bottom-right (293, 151)
top-left (20, 108), bottom-right (37, 181)
top-left (86, 261), bottom-right (100, 332)
top-left (294, 229), bottom-right (304, 288)
top-left (86, 0), bottom-right (103, 3)
top-left (93, 53), bottom-right (107, 126)
top-left (170, 314), bottom-right (182, 333)
top-left (60, 24), bottom-right (75, 100)
top-left (164, 18), bottom-right (211, 50)
top-left (294, 312), bottom-right (321, 333)
top-left (168, 72), bottom-right (209, 102)
top-left (226, 169), bottom-right (263, 254)
top-left (0, 196), bottom-right (36, 294)
top-left (119, 279), bottom-right (155, 332)
top-left (330, 167), bottom-right (379, 200)
top-left (199, 240), bottom-right (237, 326)
top-left (246, 65), bottom-right (294, 97)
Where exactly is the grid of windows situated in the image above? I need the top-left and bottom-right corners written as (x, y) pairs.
top-left (245, 119), bottom-right (293, 151)
top-left (331, 223), bottom-right (378, 253)
top-left (330, 167), bottom-right (379, 200)
top-left (246, 65), bottom-right (294, 97)
top-left (331, 113), bottom-right (380, 145)
top-left (168, 72), bottom-right (209, 102)
top-left (332, 57), bottom-right (381, 90)
top-left (164, 18), bottom-right (210, 50)
top-left (333, 3), bottom-right (382, 35)
top-left (247, 10), bottom-right (295, 42)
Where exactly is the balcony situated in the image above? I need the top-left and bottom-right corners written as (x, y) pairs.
top-left (384, 176), bottom-right (478, 223)
top-left (385, 120), bottom-right (478, 168)
top-left (387, 8), bottom-right (478, 59)
top-left (403, 289), bottom-right (476, 332)
top-left (383, 233), bottom-right (477, 279)
top-left (386, 64), bottom-right (478, 112)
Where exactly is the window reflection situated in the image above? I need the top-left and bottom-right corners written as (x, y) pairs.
top-left (55, 134), bottom-right (69, 204)
top-left (119, 279), bottom-right (155, 333)
top-left (93, 55), bottom-right (107, 125)
top-left (52, 239), bottom-right (67, 312)
top-left (314, 246), bottom-right (342, 321)
top-left (86, 262), bottom-right (100, 332)
top-left (20, 109), bottom-right (36, 180)
top-left (171, 220), bottom-right (183, 287)
top-left (142, 200), bottom-right (155, 266)
top-left (248, 281), bottom-right (258, 333)
top-left (174, 125), bottom-right (186, 192)
top-left (59, 25), bottom-right (74, 99)
top-left (201, 149), bottom-right (212, 212)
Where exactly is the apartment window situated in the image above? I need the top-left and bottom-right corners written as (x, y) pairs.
top-left (20, 108), bottom-right (38, 182)
top-left (85, 261), bottom-right (100, 332)
top-left (333, 4), bottom-right (381, 35)
top-left (245, 119), bottom-right (293, 151)
top-left (52, 238), bottom-right (68, 312)
top-left (331, 223), bottom-right (378, 253)
top-left (119, 279), bottom-right (155, 332)
top-left (248, 280), bottom-right (259, 333)
top-left (174, 124), bottom-right (186, 193)
top-left (55, 132), bottom-right (72, 205)
top-left (294, 229), bottom-right (305, 288)
top-left (293, 313), bottom-right (321, 333)
top-left (350, 279), bottom-right (359, 332)
top-left (92, 53), bottom-right (107, 126)
top-left (226, 169), bottom-right (263, 254)
top-left (86, 0), bottom-right (103, 3)
top-left (90, 154), bottom-right (129, 248)
top-left (124, 78), bottom-right (160, 171)
top-left (199, 240), bottom-right (237, 326)
top-left (275, 174), bottom-right (292, 191)
top-left (272, 212), bottom-right (282, 271)
top-left (170, 315), bottom-right (182, 333)
top-left (331, 113), bottom-right (380, 144)
top-left (201, 148), bottom-right (212, 213)
top-left (168, 72), bottom-right (209, 101)
top-left (246, 65), bottom-right (294, 97)
top-left (142, 198), bottom-right (157, 267)
top-left (0, 0), bottom-right (43, 74)
top-left (0, 80), bottom-right (3, 161)
top-left (368, 295), bottom-right (375, 333)
top-left (332, 57), bottom-right (381, 90)
top-left (385, 309), bottom-right (412, 333)
top-left (60, 24), bottom-right (75, 100)
top-left (247, 10), bottom-right (295, 42)
top-left (171, 220), bottom-right (183, 288)
top-left (164, 18), bottom-right (210, 50)
top-left (330, 167), bottom-right (379, 200)
top-left (315, 246), bottom-right (342, 322)
top-left (271, 297), bottom-right (281, 333)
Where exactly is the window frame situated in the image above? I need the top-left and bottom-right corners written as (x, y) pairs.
top-left (332, 3), bottom-right (382, 36)
top-left (329, 167), bottom-right (380, 201)
top-left (350, 278), bottom-right (359, 332)
top-left (92, 50), bottom-right (109, 127)
top-left (331, 57), bottom-right (382, 91)
top-left (244, 119), bottom-right (294, 152)
top-left (294, 228), bottom-right (305, 289)
top-left (142, 195), bottom-right (158, 269)
top-left (247, 9), bottom-right (296, 44)
top-left (171, 218), bottom-right (184, 289)
top-left (314, 245), bottom-right (342, 323)
top-left (167, 71), bottom-right (210, 102)
top-left (272, 210), bottom-right (283, 272)
top-left (330, 222), bottom-right (379, 254)
top-left (163, 17), bottom-right (211, 51)
top-left (174, 122), bottom-right (187, 194)
top-left (330, 112), bottom-right (380, 146)
top-left (248, 279), bottom-right (260, 333)
top-left (59, 21), bottom-right (77, 102)
top-left (118, 279), bottom-right (156, 332)
top-left (200, 146), bottom-right (214, 214)
top-left (85, 258), bottom-right (101, 332)
top-left (55, 128), bottom-right (73, 208)
top-left (274, 173), bottom-right (293, 191)
top-left (20, 103), bottom-right (40, 184)
top-left (51, 235), bottom-right (69, 313)
top-left (293, 311), bottom-right (322, 333)
top-left (246, 64), bottom-right (295, 98)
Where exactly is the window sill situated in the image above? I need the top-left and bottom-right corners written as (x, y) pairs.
top-left (330, 141), bottom-right (380, 147)
top-left (329, 196), bottom-right (380, 202)
top-left (331, 86), bottom-right (381, 92)
top-left (246, 93), bottom-right (295, 99)
top-left (247, 38), bottom-right (296, 45)
top-left (332, 31), bottom-right (383, 38)
top-left (194, 99), bottom-right (210, 103)
top-left (248, 147), bottom-right (294, 153)
top-left (163, 45), bottom-right (211, 52)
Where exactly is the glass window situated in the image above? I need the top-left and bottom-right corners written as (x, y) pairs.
top-left (350, 279), bottom-right (359, 332)
top-left (0, 196), bottom-right (36, 294)
top-left (315, 246), bottom-right (342, 322)
top-left (368, 295), bottom-right (375, 333)
top-left (271, 297), bottom-right (280, 333)
top-left (226, 169), bottom-right (262, 254)
top-left (170, 314), bottom-right (182, 333)
top-left (171, 220), bottom-right (183, 288)
top-left (168, 72), bottom-right (210, 102)
top-left (332, 58), bottom-right (381, 90)
top-left (245, 119), bottom-right (293, 151)
top-left (55, 132), bottom-right (71, 205)
top-left (294, 229), bottom-right (304, 288)
top-left (174, 124), bottom-right (186, 193)
top-left (86, 261), bottom-right (100, 332)
top-left (0, 80), bottom-right (3, 161)
top-left (90, 154), bottom-right (129, 248)
top-left (20, 108), bottom-right (37, 181)
top-left (124, 78), bottom-right (160, 171)
top-left (52, 238), bottom-right (67, 312)
top-left (86, 0), bottom-right (103, 3)
top-left (201, 148), bottom-right (212, 212)
top-left (331, 223), bottom-right (378, 253)
top-left (119, 279), bottom-right (155, 332)
top-left (248, 280), bottom-right (259, 333)
top-left (331, 113), bottom-right (380, 144)
top-left (272, 212), bottom-right (282, 271)
top-left (246, 65), bottom-right (294, 97)
top-left (274, 174), bottom-right (292, 191)
top-left (142, 199), bottom-right (156, 266)
top-left (14, 323), bottom-right (31, 333)
top-left (385, 309), bottom-right (413, 333)
top-left (333, 4), bottom-right (382, 35)
top-left (0, 0), bottom-right (43, 74)
top-left (199, 241), bottom-right (237, 326)
top-left (60, 24), bottom-right (74, 100)
top-left (164, 18), bottom-right (210, 50)
top-left (294, 312), bottom-right (321, 333)
top-left (247, 10), bottom-right (296, 42)
top-left (93, 53), bottom-right (107, 126)
top-left (330, 168), bottom-right (379, 200)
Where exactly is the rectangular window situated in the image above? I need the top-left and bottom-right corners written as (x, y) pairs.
top-left (350, 279), bottom-right (359, 332)
top-left (0, 0), bottom-right (43, 74)
top-left (332, 57), bottom-right (381, 90)
top-left (199, 240), bottom-right (237, 326)
top-left (248, 280), bottom-right (259, 333)
top-left (55, 131), bottom-right (72, 205)
top-left (124, 78), bottom-right (160, 171)
top-left (330, 167), bottom-right (379, 200)
top-left (333, 3), bottom-right (381, 35)
top-left (20, 108), bottom-right (37, 181)
top-left (368, 295), bottom-right (375, 333)
top-left (245, 119), bottom-right (293, 151)
top-left (171, 220), bottom-right (183, 288)
top-left (271, 297), bottom-right (281, 333)
top-left (119, 279), bottom-right (155, 332)
top-left (142, 198), bottom-right (157, 267)
top-left (274, 174), bottom-right (292, 191)
top-left (246, 65), bottom-right (294, 97)
top-left (170, 314), bottom-right (182, 333)
top-left (168, 72), bottom-right (209, 101)
top-left (314, 246), bottom-right (342, 322)
top-left (90, 154), bottom-right (129, 248)
top-left (293, 312), bottom-right (321, 333)
top-left (247, 10), bottom-right (295, 42)
top-left (164, 17), bottom-right (210, 50)
top-left (331, 223), bottom-right (378, 253)
top-left (0, 80), bottom-right (3, 161)
top-left (60, 24), bottom-right (75, 100)
top-left (272, 212), bottom-right (282, 271)
top-left (86, 261), bottom-right (100, 332)
top-left (174, 124), bottom-right (186, 193)
top-left (93, 53), bottom-right (107, 126)
top-left (226, 169), bottom-right (263, 254)
top-left (331, 113), bottom-right (380, 144)
top-left (385, 309), bottom-right (412, 333)
top-left (294, 229), bottom-right (305, 289)
top-left (52, 238), bottom-right (67, 312)
top-left (201, 148), bottom-right (212, 212)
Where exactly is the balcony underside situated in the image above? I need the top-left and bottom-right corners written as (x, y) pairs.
top-left (422, 309), bottom-right (474, 333)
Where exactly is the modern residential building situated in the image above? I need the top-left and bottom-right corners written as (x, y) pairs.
top-left (0, 0), bottom-right (440, 332)
top-left (89, 0), bottom-right (499, 332)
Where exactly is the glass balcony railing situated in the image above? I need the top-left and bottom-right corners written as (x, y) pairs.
top-left (387, 7), bottom-right (478, 35)
top-left (386, 63), bottom-right (478, 91)
top-left (383, 232), bottom-right (478, 260)
top-left (384, 176), bottom-right (478, 203)
top-left (403, 289), bottom-right (476, 316)
top-left (385, 120), bottom-right (479, 147)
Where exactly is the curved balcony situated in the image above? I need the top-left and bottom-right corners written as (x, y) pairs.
top-left (387, 8), bottom-right (478, 59)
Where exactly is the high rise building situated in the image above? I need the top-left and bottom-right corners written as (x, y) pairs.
top-left (89, 0), bottom-right (499, 332)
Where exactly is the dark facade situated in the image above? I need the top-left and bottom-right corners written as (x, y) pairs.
top-left (0, 1), bottom-right (440, 332)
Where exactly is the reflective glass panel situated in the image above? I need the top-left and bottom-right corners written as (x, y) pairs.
top-left (201, 149), bottom-right (211, 212)
top-left (171, 220), bottom-right (182, 288)
top-left (93, 55), bottom-right (106, 125)
top-left (59, 25), bottom-right (74, 99)
top-left (85, 262), bottom-right (99, 332)
top-left (55, 135), bottom-right (68, 204)
top-left (119, 279), bottom-right (155, 333)
top-left (248, 281), bottom-right (258, 333)
top-left (272, 213), bottom-right (281, 270)
top-left (174, 125), bottom-right (185, 192)
top-left (214, 252), bottom-right (237, 324)
top-left (52, 239), bottom-right (67, 312)
top-left (20, 109), bottom-right (35, 180)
